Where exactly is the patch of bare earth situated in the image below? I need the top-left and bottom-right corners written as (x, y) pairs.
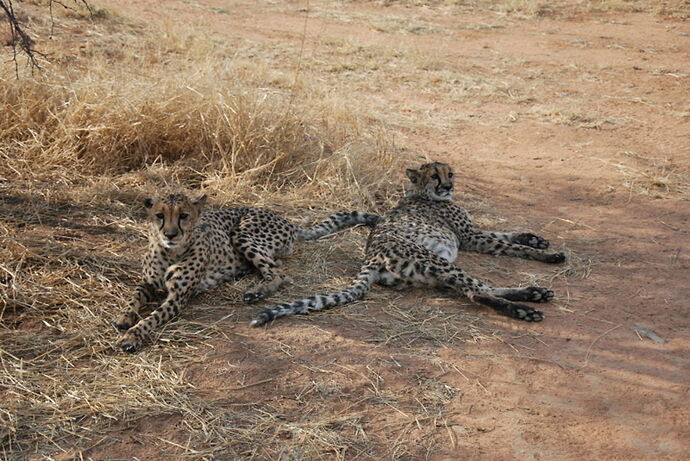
top-left (2, 0), bottom-right (689, 459)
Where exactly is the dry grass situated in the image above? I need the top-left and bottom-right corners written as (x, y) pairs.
top-left (529, 105), bottom-right (619, 129)
top-left (309, 6), bottom-right (441, 35)
top-left (617, 152), bottom-right (690, 200)
top-left (591, 152), bottom-right (690, 200)
top-left (361, 0), bottom-right (690, 18)
top-left (0, 28), bottom-right (397, 206)
top-left (364, 299), bottom-right (497, 347)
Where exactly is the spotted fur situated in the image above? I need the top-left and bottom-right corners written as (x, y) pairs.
top-left (114, 193), bottom-right (379, 352)
top-left (251, 162), bottom-right (566, 327)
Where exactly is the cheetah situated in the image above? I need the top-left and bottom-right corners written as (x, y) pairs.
top-left (113, 193), bottom-right (379, 352)
top-left (251, 161), bottom-right (566, 327)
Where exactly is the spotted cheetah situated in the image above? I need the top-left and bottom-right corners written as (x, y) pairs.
top-left (251, 161), bottom-right (566, 327)
top-left (113, 193), bottom-right (379, 352)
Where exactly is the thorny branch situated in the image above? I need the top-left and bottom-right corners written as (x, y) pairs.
top-left (1, 0), bottom-right (93, 77)
top-left (0, 0), bottom-right (40, 75)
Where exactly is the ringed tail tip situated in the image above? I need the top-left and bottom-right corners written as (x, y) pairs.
top-left (250, 311), bottom-right (272, 327)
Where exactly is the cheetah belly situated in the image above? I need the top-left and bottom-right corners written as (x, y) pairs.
top-left (395, 221), bottom-right (459, 262)
top-left (419, 235), bottom-right (458, 262)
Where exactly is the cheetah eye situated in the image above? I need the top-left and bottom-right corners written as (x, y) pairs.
top-left (155, 213), bottom-right (164, 220)
top-left (448, 172), bottom-right (453, 178)
top-left (179, 213), bottom-right (189, 220)
top-left (432, 173), bottom-right (440, 180)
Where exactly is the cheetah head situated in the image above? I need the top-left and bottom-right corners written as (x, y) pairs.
top-left (406, 162), bottom-right (454, 201)
top-left (143, 193), bottom-right (207, 249)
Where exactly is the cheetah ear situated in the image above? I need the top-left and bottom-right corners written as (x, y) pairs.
top-left (191, 194), bottom-right (208, 207)
top-left (406, 168), bottom-right (420, 184)
top-left (143, 198), bottom-right (154, 209)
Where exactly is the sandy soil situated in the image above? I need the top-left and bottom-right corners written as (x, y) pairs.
top-left (22, 0), bottom-right (690, 459)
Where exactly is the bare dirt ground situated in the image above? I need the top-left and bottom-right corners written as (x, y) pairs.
top-left (3, 0), bottom-right (689, 459)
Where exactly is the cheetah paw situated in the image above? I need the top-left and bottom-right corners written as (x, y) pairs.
top-left (112, 312), bottom-right (137, 331)
top-left (513, 305), bottom-right (544, 322)
top-left (545, 252), bottom-right (566, 264)
top-left (116, 331), bottom-right (143, 353)
top-left (525, 286), bottom-right (554, 303)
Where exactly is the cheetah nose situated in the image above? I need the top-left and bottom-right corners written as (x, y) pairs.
top-left (441, 184), bottom-right (452, 191)
top-left (164, 232), bottom-right (178, 240)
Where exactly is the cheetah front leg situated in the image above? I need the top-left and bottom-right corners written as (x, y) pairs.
top-left (462, 230), bottom-right (565, 264)
top-left (113, 251), bottom-right (166, 331)
top-left (116, 262), bottom-right (201, 353)
top-left (113, 282), bottom-right (158, 331)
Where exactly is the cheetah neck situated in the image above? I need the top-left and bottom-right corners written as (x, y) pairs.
top-left (403, 192), bottom-right (451, 203)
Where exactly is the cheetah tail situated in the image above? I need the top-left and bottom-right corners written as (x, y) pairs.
top-left (250, 263), bottom-right (381, 327)
top-left (295, 211), bottom-right (380, 242)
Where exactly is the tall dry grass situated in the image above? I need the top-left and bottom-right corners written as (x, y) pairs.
top-left (0, 8), bottom-right (401, 209)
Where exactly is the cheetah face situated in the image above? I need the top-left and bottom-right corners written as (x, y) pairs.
top-left (406, 162), bottom-right (454, 201)
top-left (144, 193), bottom-right (207, 249)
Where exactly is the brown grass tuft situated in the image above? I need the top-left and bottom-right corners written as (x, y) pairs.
top-left (617, 152), bottom-right (690, 200)
top-left (0, 12), bottom-right (401, 209)
top-left (592, 152), bottom-right (690, 200)
top-left (530, 105), bottom-right (619, 129)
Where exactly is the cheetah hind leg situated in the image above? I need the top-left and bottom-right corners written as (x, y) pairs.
top-left (436, 269), bottom-right (546, 322)
top-left (236, 248), bottom-right (291, 304)
top-left (243, 272), bottom-right (292, 304)
top-left (229, 227), bottom-right (293, 304)
top-left (471, 293), bottom-right (545, 322)
top-left (510, 233), bottom-right (550, 250)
